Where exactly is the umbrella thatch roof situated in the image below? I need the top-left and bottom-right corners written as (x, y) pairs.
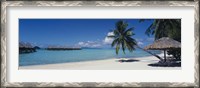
top-left (144, 37), bottom-right (181, 50)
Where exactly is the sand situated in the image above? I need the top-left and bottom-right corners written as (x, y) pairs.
top-left (19, 54), bottom-right (181, 70)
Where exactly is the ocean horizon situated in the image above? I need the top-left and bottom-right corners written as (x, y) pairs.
top-left (19, 48), bottom-right (161, 66)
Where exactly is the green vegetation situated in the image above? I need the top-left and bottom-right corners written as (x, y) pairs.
top-left (108, 20), bottom-right (137, 54)
top-left (140, 19), bottom-right (181, 60)
top-left (109, 20), bottom-right (163, 61)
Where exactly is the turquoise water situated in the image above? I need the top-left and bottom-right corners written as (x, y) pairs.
top-left (19, 48), bottom-right (161, 66)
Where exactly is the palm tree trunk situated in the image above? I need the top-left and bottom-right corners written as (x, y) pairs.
top-left (136, 46), bottom-right (164, 61)
top-left (164, 50), bottom-right (166, 62)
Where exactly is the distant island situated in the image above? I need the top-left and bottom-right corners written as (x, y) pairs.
top-left (46, 47), bottom-right (81, 50)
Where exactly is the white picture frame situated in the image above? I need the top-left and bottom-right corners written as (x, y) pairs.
top-left (1, 1), bottom-right (199, 87)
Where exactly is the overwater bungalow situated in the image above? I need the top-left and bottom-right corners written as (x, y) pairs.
top-left (19, 42), bottom-right (36, 54)
top-left (46, 46), bottom-right (81, 50)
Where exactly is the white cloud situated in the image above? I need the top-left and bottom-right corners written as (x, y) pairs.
top-left (77, 32), bottom-right (116, 48)
top-left (104, 37), bottom-right (114, 44)
top-left (137, 41), bottom-right (144, 45)
top-left (78, 42), bottom-right (84, 45)
top-left (103, 32), bottom-right (114, 44)
top-left (107, 32), bottom-right (114, 36)
top-left (77, 41), bottom-right (102, 48)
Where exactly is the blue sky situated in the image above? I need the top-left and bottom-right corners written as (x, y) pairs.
top-left (19, 19), bottom-right (155, 48)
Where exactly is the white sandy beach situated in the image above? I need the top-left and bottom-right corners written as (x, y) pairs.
top-left (19, 54), bottom-right (181, 70)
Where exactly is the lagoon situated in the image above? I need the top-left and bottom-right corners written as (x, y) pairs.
top-left (19, 48), bottom-right (161, 66)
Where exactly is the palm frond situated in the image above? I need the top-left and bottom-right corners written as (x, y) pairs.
top-left (145, 23), bottom-right (154, 36)
top-left (139, 19), bottom-right (145, 23)
top-left (124, 27), bottom-right (134, 36)
top-left (107, 35), bottom-right (115, 38)
top-left (110, 20), bottom-right (137, 55)
top-left (115, 42), bottom-right (120, 54)
top-left (111, 38), bottom-right (119, 47)
top-left (121, 39), bottom-right (126, 54)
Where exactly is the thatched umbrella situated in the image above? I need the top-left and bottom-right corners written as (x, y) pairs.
top-left (144, 37), bottom-right (181, 61)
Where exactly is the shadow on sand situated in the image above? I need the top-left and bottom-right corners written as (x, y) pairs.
top-left (148, 61), bottom-right (181, 67)
top-left (118, 59), bottom-right (140, 63)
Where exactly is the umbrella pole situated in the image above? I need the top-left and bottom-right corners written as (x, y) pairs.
top-left (164, 50), bottom-right (166, 62)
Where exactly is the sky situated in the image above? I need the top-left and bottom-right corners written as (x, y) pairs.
top-left (19, 19), bottom-right (155, 48)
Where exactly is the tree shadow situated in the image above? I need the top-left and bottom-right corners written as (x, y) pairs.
top-left (118, 59), bottom-right (140, 63)
top-left (148, 61), bottom-right (181, 67)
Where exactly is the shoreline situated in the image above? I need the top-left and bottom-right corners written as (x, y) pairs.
top-left (19, 54), bottom-right (158, 67)
top-left (19, 54), bottom-right (181, 70)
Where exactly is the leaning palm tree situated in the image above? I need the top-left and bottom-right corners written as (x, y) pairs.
top-left (109, 20), bottom-right (163, 60)
top-left (108, 20), bottom-right (137, 54)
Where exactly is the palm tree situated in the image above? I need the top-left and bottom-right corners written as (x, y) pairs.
top-left (107, 20), bottom-right (164, 61)
top-left (140, 19), bottom-right (181, 60)
top-left (108, 20), bottom-right (137, 54)
top-left (109, 20), bottom-right (164, 60)
top-left (140, 19), bottom-right (181, 42)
